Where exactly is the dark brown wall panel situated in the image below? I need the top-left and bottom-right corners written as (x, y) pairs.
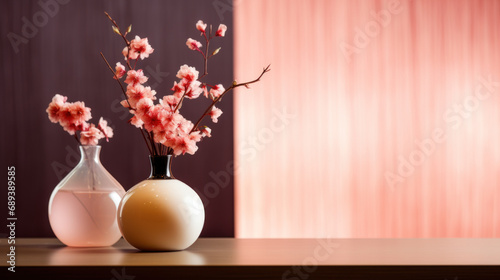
top-left (1, 0), bottom-right (235, 237)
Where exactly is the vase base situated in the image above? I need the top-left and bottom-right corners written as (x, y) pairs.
top-left (50, 189), bottom-right (123, 247)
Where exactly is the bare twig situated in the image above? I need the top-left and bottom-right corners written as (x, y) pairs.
top-left (191, 65), bottom-right (271, 132)
top-left (99, 52), bottom-right (133, 109)
top-left (104, 12), bottom-right (133, 70)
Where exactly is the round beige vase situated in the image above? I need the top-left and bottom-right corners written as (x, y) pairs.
top-left (117, 155), bottom-right (205, 251)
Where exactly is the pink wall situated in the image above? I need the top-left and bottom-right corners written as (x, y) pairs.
top-left (234, 0), bottom-right (500, 238)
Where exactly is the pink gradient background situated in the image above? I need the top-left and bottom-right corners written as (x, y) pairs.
top-left (234, 0), bottom-right (500, 238)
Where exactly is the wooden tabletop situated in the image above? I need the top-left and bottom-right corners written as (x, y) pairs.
top-left (2, 238), bottom-right (500, 279)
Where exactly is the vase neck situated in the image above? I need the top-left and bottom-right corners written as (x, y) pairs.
top-left (79, 145), bottom-right (101, 165)
top-left (149, 155), bottom-right (174, 179)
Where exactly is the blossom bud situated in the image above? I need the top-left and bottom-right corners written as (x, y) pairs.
top-left (212, 47), bottom-right (221, 56)
top-left (196, 20), bottom-right (207, 33)
top-left (216, 24), bottom-right (227, 37)
top-left (112, 25), bottom-right (120, 35)
top-left (186, 38), bottom-right (202, 50)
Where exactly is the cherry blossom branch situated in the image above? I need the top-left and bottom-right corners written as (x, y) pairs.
top-left (100, 52), bottom-right (133, 109)
top-left (102, 14), bottom-right (160, 156)
top-left (191, 65), bottom-right (271, 133)
top-left (149, 132), bottom-right (159, 155)
top-left (200, 25), bottom-right (212, 79)
top-left (104, 12), bottom-right (129, 45)
top-left (101, 15), bottom-right (268, 157)
top-left (104, 12), bottom-right (133, 70)
top-left (174, 88), bottom-right (188, 113)
top-left (136, 127), bottom-right (154, 155)
top-left (203, 30), bottom-right (210, 78)
top-left (74, 134), bottom-right (82, 145)
top-left (100, 52), bottom-right (155, 155)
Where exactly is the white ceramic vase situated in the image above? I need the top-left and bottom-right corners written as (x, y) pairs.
top-left (117, 155), bottom-right (205, 251)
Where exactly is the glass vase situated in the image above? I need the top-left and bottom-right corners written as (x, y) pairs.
top-left (48, 145), bottom-right (125, 247)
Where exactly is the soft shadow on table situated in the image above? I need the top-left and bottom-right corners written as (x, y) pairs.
top-left (48, 246), bottom-right (126, 265)
top-left (119, 249), bottom-right (207, 265)
top-left (47, 245), bottom-right (206, 266)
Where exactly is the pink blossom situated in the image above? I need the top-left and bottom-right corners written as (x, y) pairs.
top-left (171, 81), bottom-right (185, 98)
top-left (62, 121), bottom-right (89, 136)
top-left (171, 78), bottom-right (202, 100)
top-left (153, 110), bottom-right (173, 134)
top-left (161, 95), bottom-right (180, 111)
top-left (135, 98), bottom-right (154, 117)
top-left (142, 105), bottom-right (164, 132)
top-left (124, 69), bottom-right (148, 86)
top-left (57, 106), bottom-right (74, 126)
top-left (196, 20), bottom-right (207, 33)
top-left (129, 36), bottom-right (154, 60)
top-left (129, 115), bottom-right (144, 128)
top-left (162, 134), bottom-right (178, 149)
top-left (172, 135), bottom-right (198, 156)
top-left (153, 129), bottom-right (167, 144)
top-left (80, 125), bottom-right (104, 146)
top-left (58, 101), bottom-right (92, 127)
top-left (126, 84), bottom-right (156, 108)
top-left (125, 84), bottom-right (144, 104)
top-left (120, 99), bottom-right (130, 109)
top-left (161, 112), bottom-right (183, 132)
top-left (216, 24), bottom-right (227, 37)
top-left (46, 94), bottom-right (68, 123)
top-left (47, 95), bottom-right (114, 145)
top-left (52, 94), bottom-right (67, 105)
top-left (189, 131), bottom-right (202, 142)
top-left (209, 106), bottom-right (223, 123)
top-left (176, 64), bottom-right (199, 82)
top-left (122, 47), bottom-right (129, 59)
top-left (61, 123), bottom-right (77, 135)
top-left (200, 126), bottom-right (211, 137)
top-left (209, 84), bottom-right (225, 99)
top-left (113, 62), bottom-right (126, 79)
top-left (98, 117), bottom-right (114, 141)
top-left (69, 102), bottom-right (92, 124)
top-left (142, 86), bottom-right (157, 100)
top-left (202, 85), bottom-right (208, 98)
top-left (186, 38), bottom-right (202, 51)
top-left (185, 80), bottom-right (203, 99)
top-left (177, 118), bottom-right (194, 135)
top-left (154, 129), bottom-right (177, 145)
